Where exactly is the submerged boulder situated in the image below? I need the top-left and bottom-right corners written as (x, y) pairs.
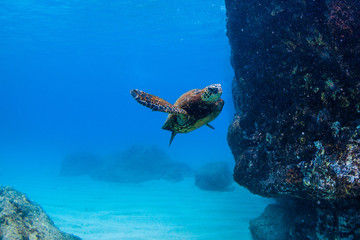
top-left (249, 204), bottom-right (290, 240)
top-left (59, 152), bottom-right (101, 177)
top-left (194, 162), bottom-right (233, 191)
top-left (0, 186), bottom-right (80, 240)
top-left (89, 145), bottom-right (192, 183)
top-left (250, 198), bottom-right (360, 240)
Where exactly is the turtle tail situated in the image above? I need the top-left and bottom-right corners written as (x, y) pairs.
top-left (130, 89), bottom-right (187, 115)
top-left (169, 132), bottom-right (177, 147)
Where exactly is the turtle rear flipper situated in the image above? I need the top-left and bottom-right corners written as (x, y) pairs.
top-left (169, 132), bottom-right (177, 146)
top-left (130, 89), bottom-right (188, 115)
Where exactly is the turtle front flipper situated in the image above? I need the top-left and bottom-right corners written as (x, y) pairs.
top-left (130, 89), bottom-right (188, 115)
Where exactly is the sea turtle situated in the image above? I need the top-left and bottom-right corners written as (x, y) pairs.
top-left (130, 84), bottom-right (224, 146)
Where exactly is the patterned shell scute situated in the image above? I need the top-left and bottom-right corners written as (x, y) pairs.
top-left (162, 89), bottom-right (224, 133)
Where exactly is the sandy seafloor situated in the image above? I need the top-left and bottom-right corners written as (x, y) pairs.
top-left (0, 160), bottom-right (271, 240)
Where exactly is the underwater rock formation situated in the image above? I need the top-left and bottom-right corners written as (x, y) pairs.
top-left (225, 0), bottom-right (360, 238)
top-left (0, 186), bottom-right (80, 240)
top-left (226, 0), bottom-right (360, 200)
top-left (59, 145), bottom-right (192, 183)
top-left (194, 162), bottom-right (233, 191)
top-left (250, 198), bottom-right (360, 240)
top-left (92, 145), bottom-right (192, 183)
top-left (60, 152), bottom-right (101, 177)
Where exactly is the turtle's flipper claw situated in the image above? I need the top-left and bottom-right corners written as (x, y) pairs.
top-left (206, 123), bottom-right (215, 129)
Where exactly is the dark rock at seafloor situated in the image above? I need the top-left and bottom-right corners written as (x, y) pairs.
top-left (249, 204), bottom-right (291, 240)
top-left (194, 162), bottom-right (234, 191)
top-left (59, 152), bottom-right (101, 177)
top-left (0, 186), bottom-right (81, 240)
top-left (250, 198), bottom-right (360, 240)
top-left (90, 145), bottom-right (192, 183)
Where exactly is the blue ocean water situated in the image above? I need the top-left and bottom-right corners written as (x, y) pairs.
top-left (0, 1), bottom-right (269, 239)
top-left (0, 0), bottom-right (234, 168)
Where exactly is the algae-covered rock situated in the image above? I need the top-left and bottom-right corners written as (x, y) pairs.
top-left (225, 0), bottom-right (360, 238)
top-left (0, 186), bottom-right (80, 240)
top-left (226, 0), bottom-right (360, 200)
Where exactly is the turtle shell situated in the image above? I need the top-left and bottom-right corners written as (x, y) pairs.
top-left (161, 89), bottom-right (224, 133)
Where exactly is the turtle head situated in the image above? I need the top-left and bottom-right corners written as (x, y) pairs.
top-left (201, 84), bottom-right (222, 103)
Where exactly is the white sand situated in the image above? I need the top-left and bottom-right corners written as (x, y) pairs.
top-left (0, 173), bottom-right (271, 240)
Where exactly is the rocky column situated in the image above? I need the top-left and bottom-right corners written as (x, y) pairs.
top-left (225, 0), bottom-right (360, 238)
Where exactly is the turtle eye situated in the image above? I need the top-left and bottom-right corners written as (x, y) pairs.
top-left (206, 87), bottom-right (218, 96)
top-left (208, 87), bottom-right (218, 94)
